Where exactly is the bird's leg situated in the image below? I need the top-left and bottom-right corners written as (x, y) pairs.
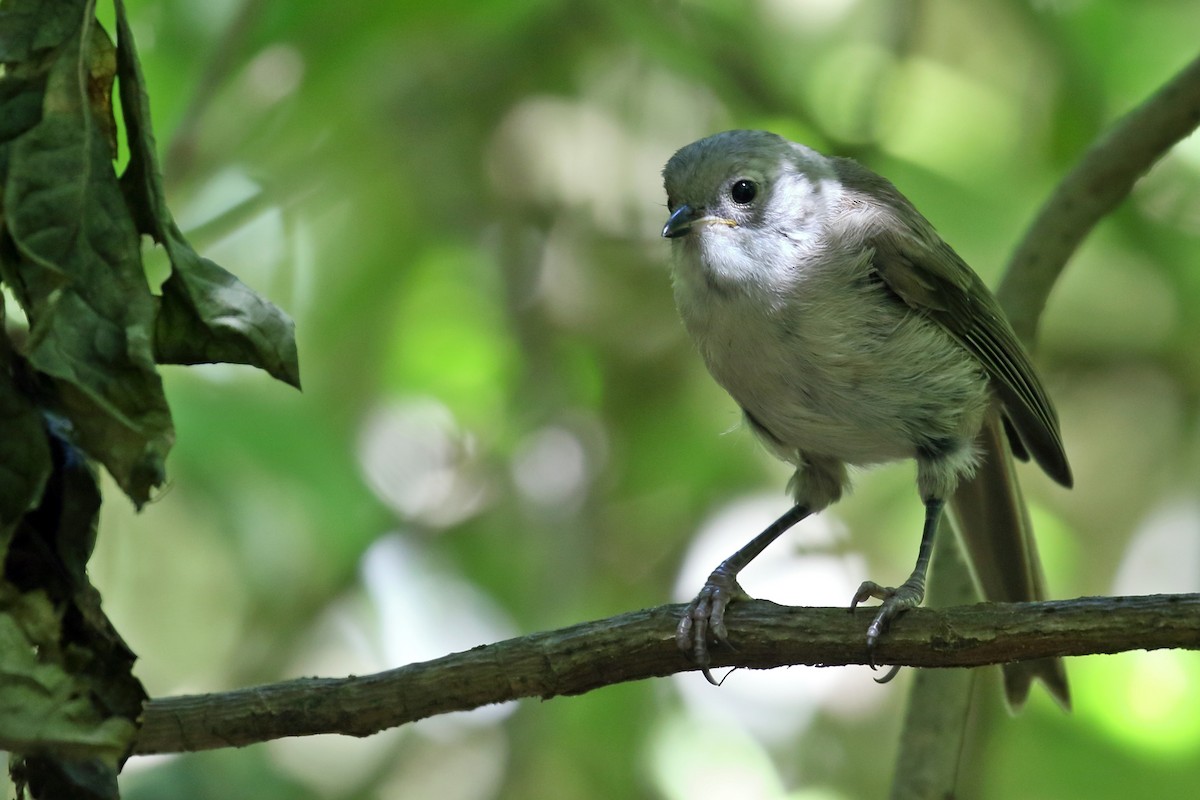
top-left (851, 497), bottom-right (944, 671)
top-left (677, 503), bottom-right (811, 684)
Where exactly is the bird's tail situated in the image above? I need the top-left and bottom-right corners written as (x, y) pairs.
top-left (949, 406), bottom-right (1070, 710)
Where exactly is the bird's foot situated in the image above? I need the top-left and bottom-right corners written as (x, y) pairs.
top-left (850, 578), bottom-right (925, 677)
top-left (677, 568), bottom-right (752, 685)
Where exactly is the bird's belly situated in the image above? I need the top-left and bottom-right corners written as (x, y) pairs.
top-left (727, 368), bottom-right (918, 465)
top-left (690, 299), bottom-right (986, 467)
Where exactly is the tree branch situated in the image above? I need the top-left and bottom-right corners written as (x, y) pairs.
top-left (998, 50), bottom-right (1200, 341)
top-left (132, 593), bottom-right (1200, 755)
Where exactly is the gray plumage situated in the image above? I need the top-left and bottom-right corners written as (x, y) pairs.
top-left (662, 130), bottom-right (1070, 707)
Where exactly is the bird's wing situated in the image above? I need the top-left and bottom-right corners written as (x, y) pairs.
top-left (832, 159), bottom-right (1072, 487)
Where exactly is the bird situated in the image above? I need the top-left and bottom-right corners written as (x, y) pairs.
top-left (661, 129), bottom-right (1071, 708)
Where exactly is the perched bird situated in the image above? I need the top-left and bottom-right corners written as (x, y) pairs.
top-left (661, 130), bottom-right (1071, 707)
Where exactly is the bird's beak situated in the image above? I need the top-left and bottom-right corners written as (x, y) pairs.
top-left (661, 204), bottom-right (734, 239)
top-left (662, 204), bottom-right (700, 239)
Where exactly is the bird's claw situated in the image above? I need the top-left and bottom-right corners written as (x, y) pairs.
top-left (677, 569), bottom-right (751, 684)
top-left (850, 579), bottom-right (924, 671)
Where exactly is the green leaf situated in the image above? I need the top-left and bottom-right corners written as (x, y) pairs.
top-left (153, 252), bottom-right (302, 387)
top-left (114, 0), bottom-right (301, 389)
top-left (11, 755), bottom-right (121, 800)
top-left (0, 346), bottom-right (51, 550)
top-left (2, 429), bottom-right (143, 791)
top-left (3, 10), bottom-right (170, 507)
top-left (0, 70), bottom-right (47, 148)
top-left (0, 586), bottom-right (137, 765)
top-left (0, 0), bottom-right (87, 63)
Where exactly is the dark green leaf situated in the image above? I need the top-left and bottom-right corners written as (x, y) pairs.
top-left (0, 72), bottom-right (47, 147)
top-left (3, 12), bottom-right (169, 507)
top-left (0, 586), bottom-right (137, 765)
top-left (0, 349), bottom-right (51, 548)
top-left (114, 0), bottom-right (301, 390)
top-left (154, 252), bottom-right (301, 387)
top-left (3, 429), bottom-right (143, 788)
top-left (12, 756), bottom-right (119, 800)
top-left (0, 0), bottom-right (86, 63)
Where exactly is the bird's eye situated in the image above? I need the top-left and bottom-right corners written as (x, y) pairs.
top-left (729, 179), bottom-right (758, 205)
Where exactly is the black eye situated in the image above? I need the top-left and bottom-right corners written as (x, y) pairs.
top-left (730, 179), bottom-right (757, 205)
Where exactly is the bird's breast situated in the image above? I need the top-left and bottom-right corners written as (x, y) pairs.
top-left (672, 254), bottom-right (989, 466)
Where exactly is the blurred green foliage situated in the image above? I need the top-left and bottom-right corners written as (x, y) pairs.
top-left (35, 0), bottom-right (1200, 797)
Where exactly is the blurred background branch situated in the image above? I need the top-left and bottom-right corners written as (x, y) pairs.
top-left (999, 50), bottom-right (1200, 341)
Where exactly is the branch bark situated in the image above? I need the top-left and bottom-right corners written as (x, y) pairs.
top-left (132, 593), bottom-right (1200, 755)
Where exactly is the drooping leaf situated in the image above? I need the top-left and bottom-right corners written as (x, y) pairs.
top-left (0, 0), bottom-right (87, 63)
top-left (2, 423), bottom-right (144, 798)
top-left (153, 252), bottom-right (302, 386)
top-left (0, 9), bottom-right (144, 795)
top-left (114, 0), bottom-right (301, 389)
top-left (0, 342), bottom-right (51, 550)
top-left (0, 70), bottom-right (46, 147)
top-left (12, 755), bottom-right (121, 800)
top-left (0, 586), bottom-right (137, 766)
top-left (3, 10), bottom-right (171, 507)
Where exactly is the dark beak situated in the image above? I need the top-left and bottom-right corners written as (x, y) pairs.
top-left (662, 204), bottom-right (700, 239)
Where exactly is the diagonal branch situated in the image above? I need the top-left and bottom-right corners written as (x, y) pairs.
top-left (998, 50), bottom-right (1200, 341)
top-left (131, 593), bottom-right (1200, 756)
